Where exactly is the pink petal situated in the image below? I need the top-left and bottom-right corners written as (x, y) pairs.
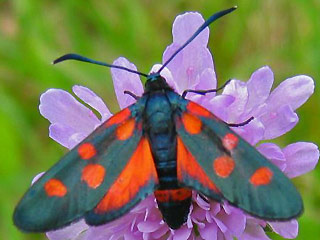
top-left (187, 205), bottom-right (194, 228)
top-left (172, 226), bottom-right (192, 240)
top-left (199, 222), bottom-right (218, 240)
top-left (206, 210), bottom-right (214, 223)
top-left (192, 218), bottom-right (205, 229)
top-left (111, 57), bottom-right (144, 109)
top-left (72, 85), bottom-right (112, 121)
top-left (239, 223), bottom-right (271, 240)
top-left (269, 219), bottom-right (298, 239)
top-left (86, 217), bottom-right (132, 239)
top-left (172, 12), bottom-right (209, 48)
top-left (266, 75), bottom-right (314, 112)
top-left (189, 233), bottom-right (200, 240)
top-left (246, 216), bottom-right (267, 228)
top-left (219, 231), bottom-right (233, 240)
top-left (39, 89), bottom-right (100, 136)
top-left (257, 143), bottom-right (286, 171)
top-left (187, 68), bottom-right (217, 105)
top-left (142, 232), bottom-right (150, 240)
top-left (222, 203), bottom-right (232, 215)
top-left (232, 118), bottom-right (265, 145)
top-left (208, 95), bottom-right (235, 121)
top-left (131, 196), bottom-right (155, 213)
top-left (46, 220), bottom-right (88, 240)
top-left (195, 68), bottom-right (217, 91)
top-left (259, 104), bottom-right (298, 139)
top-left (283, 142), bottom-right (319, 178)
top-left (137, 220), bottom-right (161, 233)
top-left (191, 207), bottom-right (206, 221)
top-left (218, 209), bottom-right (246, 237)
top-left (245, 66), bottom-right (274, 114)
top-left (49, 123), bottom-right (86, 149)
top-left (150, 225), bottom-right (169, 239)
top-left (222, 80), bottom-right (248, 122)
top-left (163, 44), bottom-right (213, 93)
top-left (195, 194), bottom-right (210, 210)
top-left (31, 172), bottom-right (45, 185)
top-left (162, 12), bottom-right (213, 93)
top-left (213, 217), bottom-right (227, 233)
top-left (125, 231), bottom-right (141, 240)
top-left (131, 196), bottom-right (156, 213)
top-left (209, 202), bottom-right (221, 216)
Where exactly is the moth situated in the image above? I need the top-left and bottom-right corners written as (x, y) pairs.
top-left (14, 7), bottom-right (303, 232)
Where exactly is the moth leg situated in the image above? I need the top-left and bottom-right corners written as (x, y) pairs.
top-left (182, 79), bottom-right (232, 99)
top-left (124, 90), bottom-right (140, 100)
top-left (228, 116), bottom-right (254, 127)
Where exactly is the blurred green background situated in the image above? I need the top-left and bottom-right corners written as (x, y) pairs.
top-left (0, 0), bottom-right (319, 239)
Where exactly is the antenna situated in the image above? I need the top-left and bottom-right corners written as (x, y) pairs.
top-left (53, 53), bottom-right (149, 78)
top-left (157, 6), bottom-right (237, 74)
top-left (53, 7), bottom-right (237, 79)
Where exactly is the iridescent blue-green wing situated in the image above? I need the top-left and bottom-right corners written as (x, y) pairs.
top-left (174, 99), bottom-right (303, 220)
top-left (14, 102), bottom-right (159, 232)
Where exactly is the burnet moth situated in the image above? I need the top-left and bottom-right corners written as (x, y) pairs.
top-left (14, 6), bottom-right (303, 232)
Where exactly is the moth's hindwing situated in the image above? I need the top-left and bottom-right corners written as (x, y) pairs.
top-left (85, 137), bottom-right (158, 225)
top-left (14, 102), bottom-right (159, 232)
top-left (175, 99), bottom-right (303, 220)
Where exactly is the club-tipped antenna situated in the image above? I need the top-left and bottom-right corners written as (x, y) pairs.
top-left (53, 53), bottom-right (149, 78)
top-left (157, 6), bottom-right (237, 74)
top-left (53, 7), bottom-right (237, 79)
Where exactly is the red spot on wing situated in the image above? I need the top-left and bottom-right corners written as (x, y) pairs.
top-left (116, 118), bottom-right (135, 140)
top-left (82, 164), bottom-right (106, 189)
top-left (177, 137), bottom-right (220, 193)
top-left (105, 108), bottom-right (131, 127)
top-left (222, 133), bottom-right (239, 151)
top-left (182, 113), bottom-right (202, 135)
top-left (186, 101), bottom-right (211, 117)
top-left (250, 167), bottom-right (273, 186)
top-left (78, 143), bottom-right (96, 160)
top-left (94, 138), bottom-right (158, 214)
top-left (213, 156), bottom-right (235, 178)
top-left (44, 179), bottom-right (67, 197)
top-left (155, 188), bottom-right (192, 203)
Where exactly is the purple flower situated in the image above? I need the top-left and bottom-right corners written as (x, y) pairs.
top-left (37, 12), bottom-right (318, 240)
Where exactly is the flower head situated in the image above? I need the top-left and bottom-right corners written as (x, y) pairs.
top-left (38, 12), bottom-right (319, 240)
